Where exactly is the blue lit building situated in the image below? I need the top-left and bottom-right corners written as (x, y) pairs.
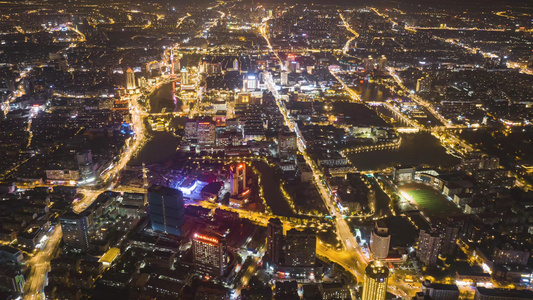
top-left (148, 185), bottom-right (185, 236)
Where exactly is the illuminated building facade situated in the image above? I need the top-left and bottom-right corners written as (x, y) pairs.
top-left (180, 67), bottom-right (188, 85)
top-left (192, 232), bottom-right (227, 277)
top-left (417, 229), bottom-right (442, 267)
top-left (229, 163), bottom-right (246, 195)
top-left (126, 67), bottom-right (136, 90)
top-left (362, 261), bottom-right (389, 300)
top-left (197, 120), bottom-right (216, 147)
top-left (148, 185), bottom-right (185, 236)
top-left (370, 220), bottom-right (390, 260)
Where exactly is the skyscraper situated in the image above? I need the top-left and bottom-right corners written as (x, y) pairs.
top-left (370, 220), bottom-right (391, 260)
top-left (233, 58), bottom-right (239, 71)
top-left (266, 218), bottom-right (283, 265)
top-left (229, 163), bottom-right (246, 195)
top-left (192, 231), bottom-right (227, 277)
top-left (362, 261), bottom-right (389, 300)
top-left (126, 67), bottom-right (136, 90)
top-left (148, 185), bottom-right (185, 236)
top-left (60, 212), bottom-right (90, 252)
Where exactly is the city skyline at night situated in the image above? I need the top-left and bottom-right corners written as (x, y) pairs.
top-left (1, 0), bottom-right (533, 299)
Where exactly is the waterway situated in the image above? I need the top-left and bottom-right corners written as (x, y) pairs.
top-left (148, 81), bottom-right (183, 113)
top-left (347, 132), bottom-right (460, 171)
top-left (129, 83), bottom-right (183, 166)
top-left (251, 161), bottom-right (295, 217)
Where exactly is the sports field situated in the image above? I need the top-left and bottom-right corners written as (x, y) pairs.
top-left (399, 183), bottom-right (461, 217)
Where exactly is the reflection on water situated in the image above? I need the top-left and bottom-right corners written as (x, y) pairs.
top-left (148, 82), bottom-right (184, 113)
top-left (347, 132), bottom-right (460, 171)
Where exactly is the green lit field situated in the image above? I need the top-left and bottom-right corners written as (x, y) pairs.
top-left (399, 183), bottom-right (461, 217)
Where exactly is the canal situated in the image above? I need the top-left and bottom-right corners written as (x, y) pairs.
top-left (347, 132), bottom-right (460, 171)
top-left (148, 81), bottom-right (183, 113)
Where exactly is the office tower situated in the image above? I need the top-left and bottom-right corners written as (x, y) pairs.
top-left (197, 119), bottom-right (216, 146)
top-left (126, 67), bottom-right (136, 90)
top-left (148, 185), bottom-right (185, 236)
top-left (233, 58), bottom-right (239, 71)
top-left (60, 212), bottom-right (89, 252)
top-left (76, 150), bottom-right (96, 183)
top-left (284, 229), bottom-right (316, 267)
top-left (417, 229), bottom-right (442, 267)
top-left (266, 218), bottom-right (283, 265)
top-left (370, 220), bottom-right (391, 260)
top-left (192, 231), bottom-right (227, 277)
top-left (229, 163), bottom-right (246, 195)
top-left (362, 261), bottom-right (389, 300)
top-left (181, 67), bottom-right (188, 85)
top-left (281, 71), bottom-right (289, 86)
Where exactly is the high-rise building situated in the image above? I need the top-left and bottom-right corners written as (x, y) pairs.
top-left (362, 261), bottom-right (389, 300)
top-left (440, 223), bottom-right (460, 257)
top-left (229, 163), bottom-right (246, 195)
top-left (284, 229), bottom-right (316, 267)
top-left (417, 229), bottom-right (442, 267)
top-left (197, 119), bottom-right (216, 147)
top-left (266, 218), bottom-right (283, 265)
top-left (493, 245), bottom-right (530, 266)
top-left (192, 231), bottom-right (227, 277)
top-left (377, 55), bottom-right (388, 71)
top-left (181, 67), bottom-right (189, 85)
top-left (364, 56), bottom-right (374, 72)
top-left (233, 58), bottom-right (239, 71)
top-left (281, 71), bottom-right (289, 86)
top-left (126, 67), bottom-right (136, 90)
top-left (148, 185), bottom-right (185, 236)
top-left (76, 150), bottom-right (96, 183)
top-left (184, 119), bottom-right (198, 141)
top-left (370, 220), bottom-right (391, 260)
top-left (60, 212), bottom-right (90, 252)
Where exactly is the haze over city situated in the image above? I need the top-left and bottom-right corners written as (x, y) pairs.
top-left (1, 0), bottom-right (533, 299)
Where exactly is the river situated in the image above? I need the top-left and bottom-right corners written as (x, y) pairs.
top-left (129, 83), bottom-right (182, 166)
